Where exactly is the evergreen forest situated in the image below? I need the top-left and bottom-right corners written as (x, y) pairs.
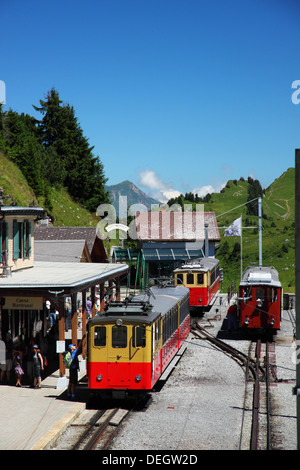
top-left (0, 88), bottom-right (110, 214)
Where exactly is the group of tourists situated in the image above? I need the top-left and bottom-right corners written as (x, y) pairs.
top-left (0, 333), bottom-right (45, 388)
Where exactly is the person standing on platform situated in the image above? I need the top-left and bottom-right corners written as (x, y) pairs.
top-left (67, 339), bottom-right (83, 399)
top-left (227, 299), bottom-right (238, 332)
top-left (86, 297), bottom-right (92, 320)
top-left (33, 345), bottom-right (44, 388)
top-left (14, 350), bottom-right (24, 387)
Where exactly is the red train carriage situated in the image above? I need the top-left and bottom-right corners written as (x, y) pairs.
top-left (238, 266), bottom-right (282, 332)
top-left (87, 284), bottom-right (190, 400)
top-left (173, 257), bottom-right (220, 309)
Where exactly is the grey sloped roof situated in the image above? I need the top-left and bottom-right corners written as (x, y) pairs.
top-left (34, 239), bottom-right (88, 263)
top-left (240, 266), bottom-right (281, 288)
top-left (34, 226), bottom-right (98, 254)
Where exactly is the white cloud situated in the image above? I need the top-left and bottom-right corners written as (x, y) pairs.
top-left (192, 185), bottom-right (215, 198)
top-left (139, 169), bottom-right (165, 190)
top-left (138, 169), bottom-right (180, 203)
top-left (192, 182), bottom-right (226, 198)
top-left (161, 189), bottom-right (182, 200)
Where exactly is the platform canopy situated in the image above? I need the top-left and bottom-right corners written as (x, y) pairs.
top-left (0, 261), bottom-right (128, 297)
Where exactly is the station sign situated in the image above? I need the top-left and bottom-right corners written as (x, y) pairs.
top-left (5, 296), bottom-right (43, 310)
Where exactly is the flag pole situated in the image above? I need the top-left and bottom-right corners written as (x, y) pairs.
top-left (258, 197), bottom-right (262, 266)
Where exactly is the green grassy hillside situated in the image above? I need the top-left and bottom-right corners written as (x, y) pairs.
top-left (263, 167), bottom-right (295, 220)
top-left (0, 151), bottom-right (98, 226)
top-left (203, 170), bottom-right (295, 293)
top-left (0, 151), bottom-right (38, 206)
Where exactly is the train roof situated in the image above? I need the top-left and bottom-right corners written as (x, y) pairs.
top-left (240, 266), bottom-right (281, 288)
top-left (89, 285), bottom-right (190, 325)
top-left (174, 257), bottom-right (219, 273)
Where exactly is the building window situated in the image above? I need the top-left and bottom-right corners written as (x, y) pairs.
top-left (13, 220), bottom-right (31, 260)
top-left (24, 220), bottom-right (31, 258)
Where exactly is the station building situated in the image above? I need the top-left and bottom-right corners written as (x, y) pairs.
top-left (113, 210), bottom-right (220, 285)
top-left (0, 206), bottom-right (128, 377)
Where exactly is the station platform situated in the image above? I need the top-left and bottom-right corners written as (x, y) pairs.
top-left (0, 367), bottom-right (88, 450)
top-left (0, 328), bottom-right (89, 450)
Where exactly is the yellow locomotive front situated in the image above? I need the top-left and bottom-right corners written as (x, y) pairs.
top-left (87, 285), bottom-right (190, 400)
top-left (87, 299), bottom-right (159, 399)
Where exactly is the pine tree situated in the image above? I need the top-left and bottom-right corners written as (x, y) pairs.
top-left (34, 88), bottom-right (110, 211)
top-left (246, 177), bottom-right (263, 216)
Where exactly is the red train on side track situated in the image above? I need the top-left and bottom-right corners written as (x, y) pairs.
top-left (173, 257), bottom-right (220, 309)
top-left (237, 266), bottom-right (282, 333)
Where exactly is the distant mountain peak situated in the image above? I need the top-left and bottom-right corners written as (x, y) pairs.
top-left (105, 180), bottom-right (160, 216)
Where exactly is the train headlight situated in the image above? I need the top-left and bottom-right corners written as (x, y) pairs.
top-left (244, 317), bottom-right (250, 326)
top-left (199, 298), bottom-right (202, 303)
top-left (96, 374), bottom-right (103, 382)
top-left (270, 318), bottom-right (275, 326)
top-left (135, 374), bottom-right (142, 383)
top-left (116, 319), bottom-right (123, 326)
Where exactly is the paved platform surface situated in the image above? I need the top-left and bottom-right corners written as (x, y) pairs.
top-left (0, 368), bottom-right (88, 450)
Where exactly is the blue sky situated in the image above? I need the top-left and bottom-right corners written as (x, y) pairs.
top-left (1, 0), bottom-right (300, 202)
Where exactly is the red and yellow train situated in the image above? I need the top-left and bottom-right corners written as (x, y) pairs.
top-left (87, 283), bottom-right (190, 400)
top-left (173, 257), bottom-right (220, 309)
top-left (238, 266), bottom-right (282, 333)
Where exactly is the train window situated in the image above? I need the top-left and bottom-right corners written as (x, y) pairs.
top-left (197, 273), bottom-right (204, 285)
top-left (133, 326), bottom-right (146, 348)
top-left (94, 326), bottom-right (106, 346)
top-left (172, 307), bottom-right (178, 332)
top-left (176, 274), bottom-right (183, 285)
top-left (242, 287), bottom-right (252, 302)
top-left (153, 319), bottom-right (161, 355)
top-left (187, 273), bottom-right (194, 285)
top-left (155, 320), bottom-right (160, 344)
top-left (256, 288), bottom-right (265, 301)
top-left (266, 288), bottom-right (277, 302)
top-left (163, 315), bottom-right (170, 344)
top-left (112, 325), bottom-right (127, 348)
top-left (272, 288), bottom-right (278, 302)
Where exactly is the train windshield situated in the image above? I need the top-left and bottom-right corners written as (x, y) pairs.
top-left (112, 325), bottom-right (127, 348)
top-left (256, 287), bottom-right (278, 302)
top-left (94, 326), bottom-right (106, 346)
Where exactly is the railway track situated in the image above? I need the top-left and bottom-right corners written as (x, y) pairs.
top-left (51, 407), bottom-right (129, 450)
top-left (248, 339), bottom-right (274, 450)
top-left (191, 323), bottom-right (275, 450)
top-left (191, 323), bottom-right (263, 379)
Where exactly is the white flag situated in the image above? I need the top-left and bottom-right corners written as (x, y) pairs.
top-left (224, 216), bottom-right (241, 237)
